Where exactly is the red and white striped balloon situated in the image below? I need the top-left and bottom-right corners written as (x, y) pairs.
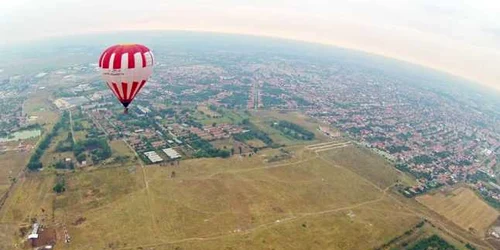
top-left (98, 44), bottom-right (154, 113)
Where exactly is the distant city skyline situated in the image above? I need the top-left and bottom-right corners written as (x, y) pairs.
top-left (1, 0), bottom-right (499, 92)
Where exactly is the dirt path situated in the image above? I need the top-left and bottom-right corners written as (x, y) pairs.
top-left (122, 139), bottom-right (158, 237)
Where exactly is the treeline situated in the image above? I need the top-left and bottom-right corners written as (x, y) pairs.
top-left (272, 120), bottom-right (314, 140)
top-left (376, 221), bottom-right (426, 250)
top-left (409, 235), bottom-right (456, 250)
top-left (184, 133), bottom-right (230, 158)
top-left (234, 120), bottom-right (275, 147)
top-left (27, 112), bottom-right (69, 171)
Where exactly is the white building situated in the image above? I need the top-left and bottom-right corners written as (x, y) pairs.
top-left (144, 151), bottom-right (163, 163)
top-left (162, 148), bottom-right (181, 159)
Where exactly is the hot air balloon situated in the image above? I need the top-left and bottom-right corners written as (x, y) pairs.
top-left (98, 44), bottom-right (154, 113)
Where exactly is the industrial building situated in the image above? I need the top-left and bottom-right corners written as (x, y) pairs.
top-left (144, 151), bottom-right (163, 163)
top-left (162, 148), bottom-right (181, 159)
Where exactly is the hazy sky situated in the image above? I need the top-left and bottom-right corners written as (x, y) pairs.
top-left (1, 0), bottom-right (500, 91)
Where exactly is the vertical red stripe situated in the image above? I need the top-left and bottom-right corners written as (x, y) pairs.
top-left (102, 49), bottom-right (114, 69)
top-left (128, 81), bottom-right (140, 101)
top-left (121, 82), bottom-right (129, 100)
top-left (112, 47), bottom-right (124, 69)
top-left (128, 52), bottom-right (135, 69)
top-left (140, 52), bottom-right (146, 67)
top-left (100, 45), bottom-right (119, 68)
top-left (132, 80), bottom-right (146, 100)
top-left (111, 82), bottom-right (124, 101)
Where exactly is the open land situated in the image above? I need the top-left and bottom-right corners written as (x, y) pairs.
top-left (0, 140), bottom-right (429, 250)
top-left (417, 187), bottom-right (499, 238)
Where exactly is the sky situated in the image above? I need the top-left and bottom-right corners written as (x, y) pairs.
top-left (1, 0), bottom-right (500, 91)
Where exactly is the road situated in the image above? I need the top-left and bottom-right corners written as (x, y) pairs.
top-left (68, 109), bottom-right (75, 143)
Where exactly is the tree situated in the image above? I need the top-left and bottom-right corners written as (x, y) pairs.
top-left (53, 182), bottom-right (65, 193)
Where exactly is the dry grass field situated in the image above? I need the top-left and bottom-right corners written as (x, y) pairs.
top-left (0, 173), bottom-right (55, 227)
top-left (417, 187), bottom-right (499, 237)
top-left (24, 90), bottom-right (59, 132)
top-left (0, 142), bottom-right (426, 250)
top-left (0, 151), bottom-right (31, 197)
top-left (318, 145), bottom-right (404, 189)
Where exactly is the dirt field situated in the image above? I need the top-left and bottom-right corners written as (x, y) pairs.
top-left (417, 187), bottom-right (499, 237)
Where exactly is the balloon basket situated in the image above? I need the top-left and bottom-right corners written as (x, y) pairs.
top-left (124, 108), bottom-right (129, 114)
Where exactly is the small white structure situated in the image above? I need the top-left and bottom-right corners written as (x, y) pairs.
top-left (28, 223), bottom-right (39, 240)
top-left (162, 148), bottom-right (181, 159)
top-left (144, 151), bottom-right (163, 163)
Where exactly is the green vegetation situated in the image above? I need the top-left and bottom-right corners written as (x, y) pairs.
top-left (27, 111), bottom-right (68, 171)
top-left (53, 177), bottom-right (66, 193)
top-left (412, 155), bottom-right (434, 164)
top-left (234, 121), bottom-right (275, 147)
top-left (271, 120), bottom-right (315, 140)
top-left (262, 95), bottom-right (285, 106)
top-left (262, 83), bottom-right (285, 96)
top-left (73, 138), bottom-right (112, 164)
top-left (220, 92), bottom-right (248, 107)
top-left (408, 234), bottom-right (456, 250)
top-left (386, 145), bottom-right (410, 153)
top-left (55, 132), bottom-right (74, 152)
top-left (183, 133), bottom-right (230, 158)
top-left (292, 96), bottom-right (312, 106)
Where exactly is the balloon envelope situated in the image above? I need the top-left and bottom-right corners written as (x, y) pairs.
top-left (98, 44), bottom-right (154, 108)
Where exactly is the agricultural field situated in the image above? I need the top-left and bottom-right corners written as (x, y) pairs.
top-left (416, 187), bottom-right (499, 237)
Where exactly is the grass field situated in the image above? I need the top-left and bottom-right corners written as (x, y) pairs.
top-left (318, 145), bottom-right (407, 189)
top-left (0, 151), bottom-right (31, 197)
top-left (0, 142), bottom-right (427, 249)
top-left (24, 90), bottom-right (59, 132)
top-left (417, 187), bottom-right (499, 237)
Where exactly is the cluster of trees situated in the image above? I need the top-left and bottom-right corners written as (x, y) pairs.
top-left (377, 221), bottom-right (426, 249)
top-left (272, 120), bottom-right (315, 140)
top-left (73, 138), bottom-right (112, 164)
top-left (386, 145), bottom-right (410, 153)
top-left (184, 133), bottom-right (230, 158)
top-left (262, 83), bottom-right (285, 96)
top-left (412, 155), bottom-right (434, 165)
top-left (54, 160), bottom-right (74, 170)
top-left (220, 93), bottom-right (248, 108)
top-left (262, 96), bottom-right (285, 106)
top-left (408, 235), bottom-right (456, 250)
top-left (234, 129), bottom-right (274, 147)
top-left (27, 112), bottom-right (69, 171)
top-left (53, 177), bottom-right (66, 193)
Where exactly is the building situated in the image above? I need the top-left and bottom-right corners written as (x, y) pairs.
top-left (144, 151), bottom-right (163, 163)
top-left (162, 148), bottom-right (182, 159)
